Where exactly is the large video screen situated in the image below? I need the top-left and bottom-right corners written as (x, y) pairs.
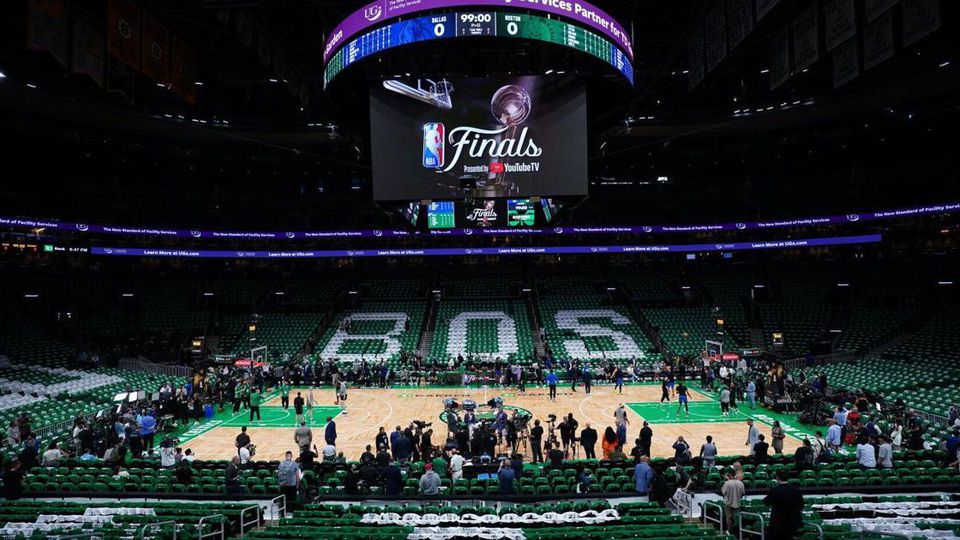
top-left (370, 76), bottom-right (588, 200)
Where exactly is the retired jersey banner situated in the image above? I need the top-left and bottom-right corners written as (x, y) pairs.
top-left (71, 18), bottom-right (105, 88)
top-left (27, 0), bottom-right (68, 69)
top-left (170, 37), bottom-right (197, 104)
top-left (792, 4), bottom-right (819, 72)
top-left (832, 37), bottom-right (859, 87)
top-left (864, 10), bottom-right (895, 70)
top-left (825, 0), bottom-right (856, 51)
top-left (141, 13), bottom-right (170, 83)
top-left (902, 0), bottom-right (941, 47)
top-left (725, 0), bottom-right (754, 51)
top-left (108, 0), bottom-right (142, 70)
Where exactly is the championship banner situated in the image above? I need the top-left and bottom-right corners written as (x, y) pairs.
top-left (769, 29), bottom-right (791, 90)
top-left (902, 0), bottom-right (941, 47)
top-left (756, 0), bottom-right (782, 22)
top-left (863, 10), bottom-right (895, 70)
top-left (824, 0), bottom-right (856, 51)
top-left (704, 2), bottom-right (727, 72)
top-left (71, 18), bottom-right (105, 88)
top-left (140, 13), bottom-right (170, 84)
top-left (832, 37), bottom-right (859, 87)
top-left (170, 37), bottom-right (197, 104)
top-left (866, 0), bottom-right (898, 22)
top-left (686, 22), bottom-right (705, 90)
top-left (107, 0), bottom-right (142, 70)
top-left (27, 0), bottom-right (68, 69)
top-left (725, 0), bottom-right (754, 51)
top-left (792, 4), bottom-right (819, 72)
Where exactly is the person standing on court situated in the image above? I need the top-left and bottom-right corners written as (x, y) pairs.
top-left (763, 470), bottom-right (804, 538)
top-left (582, 364), bottom-right (592, 394)
top-left (746, 379), bottom-right (757, 409)
top-left (569, 361), bottom-right (581, 392)
top-left (745, 419), bottom-right (760, 455)
top-left (293, 392), bottom-right (305, 425)
top-left (248, 387), bottom-right (262, 421)
top-left (337, 380), bottom-right (348, 415)
top-left (720, 385), bottom-right (732, 417)
top-left (580, 422), bottom-right (598, 459)
top-left (771, 420), bottom-right (786, 454)
top-left (639, 421), bottom-right (653, 458)
top-left (615, 403), bottom-right (629, 447)
top-left (324, 416), bottom-right (337, 448)
top-left (659, 376), bottom-right (671, 406)
top-left (546, 371), bottom-right (559, 401)
top-left (676, 381), bottom-right (690, 417)
top-left (530, 420), bottom-right (544, 463)
top-left (279, 380), bottom-right (291, 410)
top-left (295, 421), bottom-right (312, 453)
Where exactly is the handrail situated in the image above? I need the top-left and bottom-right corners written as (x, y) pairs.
top-left (137, 520), bottom-right (179, 540)
top-left (859, 530), bottom-right (913, 539)
top-left (701, 500), bottom-right (725, 535)
top-left (239, 504), bottom-right (262, 537)
top-left (271, 494), bottom-right (287, 519)
top-left (803, 521), bottom-right (824, 540)
top-left (738, 510), bottom-right (766, 540)
top-left (197, 514), bottom-right (226, 540)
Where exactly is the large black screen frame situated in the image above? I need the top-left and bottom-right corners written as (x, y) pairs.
top-left (370, 76), bottom-right (588, 201)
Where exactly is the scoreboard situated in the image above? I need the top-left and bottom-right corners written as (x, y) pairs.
top-left (324, 10), bottom-right (633, 87)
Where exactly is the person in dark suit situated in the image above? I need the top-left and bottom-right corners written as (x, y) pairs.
top-left (530, 420), bottom-right (544, 463)
top-left (382, 458), bottom-right (403, 496)
top-left (580, 423), bottom-right (598, 459)
top-left (764, 470), bottom-right (804, 538)
top-left (753, 434), bottom-right (770, 465)
top-left (639, 421), bottom-right (653, 457)
top-left (324, 417), bottom-right (337, 446)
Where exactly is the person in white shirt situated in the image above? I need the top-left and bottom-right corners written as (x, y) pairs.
top-left (449, 449), bottom-right (465, 484)
top-left (160, 445), bottom-right (176, 468)
top-left (42, 442), bottom-right (63, 467)
top-left (856, 437), bottom-right (876, 468)
top-left (184, 449), bottom-right (196, 462)
top-left (322, 443), bottom-right (336, 461)
top-left (238, 445), bottom-right (251, 465)
top-left (877, 436), bottom-right (893, 468)
top-left (890, 423), bottom-right (903, 450)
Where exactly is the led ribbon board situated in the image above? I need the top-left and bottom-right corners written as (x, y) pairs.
top-left (89, 234), bottom-right (882, 259)
top-left (324, 0), bottom-right (633, 63)
top-left (323, 11), bottom-right (634, 86)
top-left (3, 202), bottom-right (955, 241)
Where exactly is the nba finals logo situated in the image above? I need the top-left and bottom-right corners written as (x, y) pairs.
top-left (422, 123), bottom-right (445, 169)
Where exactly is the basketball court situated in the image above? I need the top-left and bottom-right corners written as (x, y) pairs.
top-left (180, 384), bottom-right (806, 462)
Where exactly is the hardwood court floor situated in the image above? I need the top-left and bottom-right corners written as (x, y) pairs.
top-left (182, 384), bottom-right (804, 462)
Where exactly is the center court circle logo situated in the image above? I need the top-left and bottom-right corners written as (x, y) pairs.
top-left (439, 404), bottom-right (532, 424)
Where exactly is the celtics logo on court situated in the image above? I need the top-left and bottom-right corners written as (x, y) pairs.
top-left (439, 404), bottom-right (532, 425)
